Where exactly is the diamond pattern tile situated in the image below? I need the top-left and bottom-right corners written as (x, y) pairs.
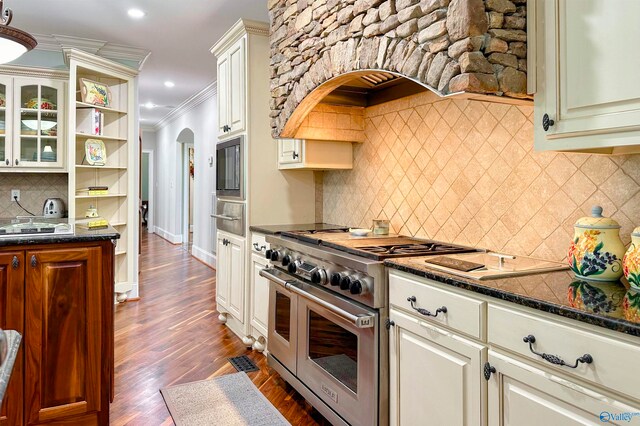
top-left (0, 173), bottom-right (68, 218)
top-left (320, 95), bottom-right (640, 261)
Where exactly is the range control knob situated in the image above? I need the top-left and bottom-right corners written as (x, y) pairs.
top-left (340, 276), bottom-right (351, 291)
top-left (265, 249), bottom-right (273, 260)
top-left (330, 273), bottom-right (342, 286)
top-left (287, 262), bottom-right (297, 274)
top-left (311, 269), bottom-right (328, 285)
top-left (282, 255), bottom-right (292, 266)
top-left (350, 280), bottom-right (363, 295)
top-left (270, 250), bottom-right (280, 262)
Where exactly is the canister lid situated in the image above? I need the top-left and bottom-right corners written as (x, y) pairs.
top-left (575, 206), bottom-right (621, 229)
top-left (633, 226), bottom-right (640, 237)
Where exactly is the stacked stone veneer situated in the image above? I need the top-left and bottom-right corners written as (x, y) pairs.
top-left (269, 0), bottom-right (529, 137)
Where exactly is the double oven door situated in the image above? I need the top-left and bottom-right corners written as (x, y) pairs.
top-left (263, 268), bottom-right (379, 426)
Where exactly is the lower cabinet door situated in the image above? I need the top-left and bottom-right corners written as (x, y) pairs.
top-left (487, 350), bottom-right (640, 426)
top-left (216, 235), bottom-right (229, 309)
top-left (250, 253), bottom-right (269, 338)
top-left (389, 308), bottom-right (486, 426)
top-left (0, 252), bottom-right (24, 426)
top-left (227, 234), bottom-right (245, 322)
top-left (24, 247), bottom-right (103, 424)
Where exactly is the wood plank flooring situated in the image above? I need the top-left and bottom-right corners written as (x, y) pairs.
top-left (110, 232), bottom-right (331, 425)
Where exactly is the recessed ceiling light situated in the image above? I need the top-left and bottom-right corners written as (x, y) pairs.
top-left (143, 102), bottom-right (155, 109)
top-left (164, 81), bottom-right (175, 88)
top-left (128, 8), bottom-right (145, 19)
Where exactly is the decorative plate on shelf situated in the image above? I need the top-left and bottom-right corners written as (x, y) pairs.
top-left (0, 93), bottom-right (5, 107)
top-left (79, 78), bottom-right (112, 107)
top-left (85, 139), bottom-right (106, 166)
top-left (25, 98), bottom-right (56, 110)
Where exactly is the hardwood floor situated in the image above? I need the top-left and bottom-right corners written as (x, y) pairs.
top-left (110, 232), bottom-right (331, 425)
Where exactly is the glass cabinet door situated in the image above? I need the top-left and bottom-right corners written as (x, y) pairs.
top-left (14, 79), bottom-right (63, 168)
top-left (0, 79), bottom-right (10, 168)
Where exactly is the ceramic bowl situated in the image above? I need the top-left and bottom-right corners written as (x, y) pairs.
top-left (568, 206), bottom-right (625, 281)
top-left (567, 280), bottom-right (625, 318)
top-left (349, 228), bottom-right (370, 237)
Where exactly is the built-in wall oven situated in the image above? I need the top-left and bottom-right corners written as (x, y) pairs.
top-left (216, 136), bottom-right (244, 200)
top-left (259, 234), bottom-right (388, 426)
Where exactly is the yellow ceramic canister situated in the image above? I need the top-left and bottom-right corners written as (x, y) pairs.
top-left (568, 206), bottom-right (625, 281)
top-left (623, 227), bottom-right (640, 289)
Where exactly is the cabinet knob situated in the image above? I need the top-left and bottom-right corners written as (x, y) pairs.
top-left (385, 318), bottom-right (395, 329)
top-left (4, 159), bottom-right (8, 166)
top-left (11, 256), bottom-right (19, 269)
top-left (15, 159), bottom-right (18, 166)
top-left (30, 255), bottom-right (37, 268)
top-left (483, 362), bottom-right (496, 380)
top-left (292, 151), bottom-right (299, 159)
top-left (542, 113), bottom-right (555, 131)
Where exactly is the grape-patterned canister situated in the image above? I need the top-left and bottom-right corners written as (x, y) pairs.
top-left (623, 227), bottom-right (640, 289)
top-left (568, 206), bottom-right (625, 281)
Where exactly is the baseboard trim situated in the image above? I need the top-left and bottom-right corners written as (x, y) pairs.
top-left (192, 245), bottom-right (216, 270)
top-left (154, 226), bottom-right (183, 244)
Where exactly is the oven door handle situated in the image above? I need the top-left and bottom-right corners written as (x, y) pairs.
top-left (260, 268), bottom-right (376, 329)
top-left (211, 214), bottom-right (239, 221)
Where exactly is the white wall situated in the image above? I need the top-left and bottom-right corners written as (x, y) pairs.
top-left (152, 87), bottom-right (217, 267)
top-left (141, 129), bottom-right (157, 232)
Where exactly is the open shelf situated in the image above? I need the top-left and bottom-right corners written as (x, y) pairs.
top-left (115, 250), bottom-right (126, 256)
top-left (75, 133), bottom-right (127, 142)
top-left (75, 165), bottom-right (127, 170)
top-left (75, 193), bottom-right (127, 199)
top-left (76, 101), bottom-right (126, 115)
top-left (111, 222), bottom-right (126, 227)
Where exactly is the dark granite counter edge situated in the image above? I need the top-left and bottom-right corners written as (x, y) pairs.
top-left (385, 262), bottom-right (640, 338)
top-left (0, 330), bottom-right (21, 405)
top-left (0, 230), bottom-right (120, 246)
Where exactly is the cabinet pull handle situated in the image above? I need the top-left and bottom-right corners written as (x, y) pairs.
top-left (407, 296), bottom-right (447, 318)
top-left (253, 243), bottom-right (266, 252)
top-left (542, 113), bottom-right (555, 131)
top-left (11, 256), bottom-right (19, 269)
top-left (522, 335), bottom-right (593, 368)
top-left (483, 362), bottom-right (496, 380)
top-left (30, 255), bottom-right (37, 268)
top-left (292, 151), bottom-right (299, 159)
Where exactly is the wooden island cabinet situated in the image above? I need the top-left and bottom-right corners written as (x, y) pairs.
top-left (0, 235), bottom-right (116, 425)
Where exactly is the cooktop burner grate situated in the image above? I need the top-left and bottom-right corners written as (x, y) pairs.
top-left (359, 243), bottom-right (469, 255)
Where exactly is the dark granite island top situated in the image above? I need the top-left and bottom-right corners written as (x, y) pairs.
top-left (385, 258), bottom-right (640, 338)
top-left (249, 223), bottom-right (346, 235)
top-left (0, 218), bottom-right (119, 246)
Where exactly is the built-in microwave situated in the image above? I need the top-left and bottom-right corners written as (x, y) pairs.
top-left (216, 136), bottom-right (244, 200)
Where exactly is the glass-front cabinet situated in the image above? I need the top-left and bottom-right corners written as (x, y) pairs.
top-left (0, 76), bottom-right (64, 170)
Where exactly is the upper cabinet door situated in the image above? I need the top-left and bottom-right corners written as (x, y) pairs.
top-left (227, 37), bottom-right (246, 136)
top-left (13, 78), bottom-right (65, 168)
top-left (535, 0), bottom-right (640, 153)
top-left (0, 77), bottom-right (11, 169)
top-left (217, 53), bottom-right (230, 138)
top-left (277, 138), bottom-right (302, 166)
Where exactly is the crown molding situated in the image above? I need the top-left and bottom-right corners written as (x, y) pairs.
top-left (210, 18), bottom-right (269, 57)
top-left (33, 33), bottom-right (150, 70)
top-left (140, 124), bottom-right (157, 132)
top-left (0, 64), bottom-right (68, 79)
top-left (64, 48), bottom-right (139, 78)
top-left (153, 81), bottom-right (217, 131)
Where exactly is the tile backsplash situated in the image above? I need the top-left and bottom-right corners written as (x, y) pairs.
top-left (0, 173), bottom-right (68, 217)
top-left (321, 92), bottom-right (640, 262)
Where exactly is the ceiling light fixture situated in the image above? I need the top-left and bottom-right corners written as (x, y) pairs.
top-left (127, 8), bottom-right (145, 19)
top-left (164, 81), bottom-right (175, 88)
top-left (143, 101), bottom-right (155, 109)
top-left (0, 0), bottom-right (37, 65)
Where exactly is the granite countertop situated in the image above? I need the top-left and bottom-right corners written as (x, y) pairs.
top-left (249, 223), bottom-right (346, 235)
top-left (0, 330), bottom-right (21, 406)
top-left (385, 258), bottom-right (640, 338)
top-left (0, 218), bottom-right (120, 246)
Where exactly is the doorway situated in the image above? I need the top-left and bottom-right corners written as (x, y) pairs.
top-left (176, 128), bottom-right (195, 252)
top-left (141, 150), bottom-right (154, 234)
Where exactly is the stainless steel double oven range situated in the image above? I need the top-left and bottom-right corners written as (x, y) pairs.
top-left (260, 230), bottom-right (476, 426)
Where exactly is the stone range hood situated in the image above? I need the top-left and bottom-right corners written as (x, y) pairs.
top-left (269, 0), bottom-right (531, 139)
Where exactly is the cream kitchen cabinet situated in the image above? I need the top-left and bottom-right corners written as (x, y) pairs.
top-left (216, 230), bottom-right (249, 343)
top-left (535, 0), bottom-right (640, 153)
top-left (214, 36), bottom-right (245, 139)
top-left (486, 350), bottom-right (640, 426)
top-left (277, 138), bottom-right (353, 170)
top-left (249, 232), bottom-right (270, 352)
top-left (389, 308), bottom-right (486, 426)
top-left (0, 76), bottom-right (65, 170)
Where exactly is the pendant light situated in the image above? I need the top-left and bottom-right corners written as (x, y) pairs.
top-left (0, 0), bottom-right (37, 64)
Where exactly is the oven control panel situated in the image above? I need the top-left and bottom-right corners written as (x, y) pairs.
top-left (266, 245), bottom-right (374, 303)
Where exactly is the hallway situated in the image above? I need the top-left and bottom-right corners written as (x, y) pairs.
top-left (109, 232), bottom-right (329, 425)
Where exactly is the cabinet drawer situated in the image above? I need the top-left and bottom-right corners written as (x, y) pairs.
top-left (389, 271), bottom-right (486, 340)
top-left (488, 303), bottom-right (640, 401)
top-left (251, 232), bottom-right (269, 255)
